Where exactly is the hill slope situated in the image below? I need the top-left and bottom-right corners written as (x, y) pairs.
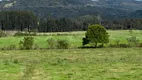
top-left (0, 0), bottom-right (142, 19)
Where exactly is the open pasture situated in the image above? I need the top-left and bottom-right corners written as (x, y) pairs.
top-left (0, 48), bottom-right (142, 80)
top-left (0, 30), bottom-right (142, 80)
top-left (0, 30), bottom-right (142, 48)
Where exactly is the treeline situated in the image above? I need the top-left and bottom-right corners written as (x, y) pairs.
top-left (0, 11), bottom-right (142, 32)
top-left (0, 11), bottom-right (38, 31)
top-left (102, 19), bottom-right (142, 30)
top-left (38, 15), bottom-right (99, 32)
top-left (38, 17), bottom-right (78, 32)
top-left (35, 16), bottom-right (142, 31)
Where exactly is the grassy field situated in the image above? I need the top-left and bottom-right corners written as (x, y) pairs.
top-left (0, 30), bottom-right (142, 48)
top-left (0, 30), bottom-right (142, 80)
top-left (0, 48), bottom-right (142, 80)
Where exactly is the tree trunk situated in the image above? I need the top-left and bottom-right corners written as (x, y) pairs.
top-left (20, 25), bottom-right (23, 31)
top-left (94, 42), bottom-right (97, 48)
top-left (1, 21), bottom-right (4, 30)
top-left (102, 43), bottom-right (104, 47)
top-left (28, 25), bottom-right (30, 33)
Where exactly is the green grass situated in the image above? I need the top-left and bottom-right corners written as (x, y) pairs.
top-left (0, 48), bottom-right (142, 80)
top-left (0, 30), bottom-right (142, 80)
top-left (0, 30), bottom-right (142, 48)
top-left (108, 30), bottom-right (142, 44)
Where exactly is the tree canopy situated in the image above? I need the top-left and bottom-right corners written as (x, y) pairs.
top-left (83, 24), bottom-right (109, 47)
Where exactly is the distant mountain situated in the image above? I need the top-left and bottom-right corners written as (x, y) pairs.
top-left (0, 0), bottom-right (142, 20)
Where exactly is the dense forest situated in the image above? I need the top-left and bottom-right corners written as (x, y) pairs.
top-left (1, 0), bottom-right (142, 20)
top-left (0, 11), bottom-right (142, 32)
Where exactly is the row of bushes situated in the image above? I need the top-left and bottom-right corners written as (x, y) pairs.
top-left (0, 37), bottom-right (70, 50)
top-left (19, 37), bottom-right (70, 49)
top-left (47, 38), bottom-right (70, 49)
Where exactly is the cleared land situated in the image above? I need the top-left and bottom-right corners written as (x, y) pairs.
top-left (0, 48), bottom-right (142, 80)
top-left (0, 30), bottom-right (142, 48)
top-left (0, 30), bottom-right (142, 80)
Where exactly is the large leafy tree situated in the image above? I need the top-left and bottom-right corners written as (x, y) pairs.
top-left (82, 24), bottom-right (109, 47)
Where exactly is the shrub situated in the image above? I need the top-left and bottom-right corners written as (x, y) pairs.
top-left (13, 59), bottom-right (19, 64)
top-left (6, 44), bottom-right (16, 50)
top-left (127, 36), bottom-right (140, 47)
top-left (0, 30), bottom-right (7, 37)
top-left (19, 37), bottom-right (34, 50)
top-left (57, 40), bottom-right (70, 49)
top-left (139, 43), bottom-right (142, 47)
top-left (47, 38), bottom-right (56, 49)
top-left (109, 43), bottom-right (130, 48)
top-left (109, 44), bottom-right (118, 48)
top-left (119, 44), bottom-right (130, 48)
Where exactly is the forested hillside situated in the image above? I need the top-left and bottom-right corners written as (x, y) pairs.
top-left (0, 0), bottom-right (142, 20)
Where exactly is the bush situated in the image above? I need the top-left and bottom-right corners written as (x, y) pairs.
top-left (109, 43), bottom-right (130, 48)
top-left (127, 36), bottom-right (140, 47)
top-left (109, 44), bottom-right (119, 48)
top-left (119, 44), bottom-right (130, 48)
top-left (19, 37), bottom-right (34, 50)
top-left (1, 44), bottom-right (16, 50)
top-left (0, 30), bottom-right (7, 37)
top-left (47, 38), bottom-right (57, 49)
top-left (6, 44), bottom-right (17, 50)
top-left (57, 40), bottom-right (70, 49)
top-left (139, 43), bottom-right (142, 47)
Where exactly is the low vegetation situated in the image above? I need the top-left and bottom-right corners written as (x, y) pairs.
top-left (0, 29), bottom-right (141, 80)
top-left (0, 48), bottom-right (141, 80)
top-left (0, 30), bottom-right (142, 50)
top-left (19, 37), bottom-right (34, 50)
top-left (0, 30), bottom-right (7, 37)
top-left (47, 38), bottom-right (70, 49)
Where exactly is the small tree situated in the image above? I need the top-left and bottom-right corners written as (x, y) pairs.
top-left (82, 24), bottom-right (109, 47)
